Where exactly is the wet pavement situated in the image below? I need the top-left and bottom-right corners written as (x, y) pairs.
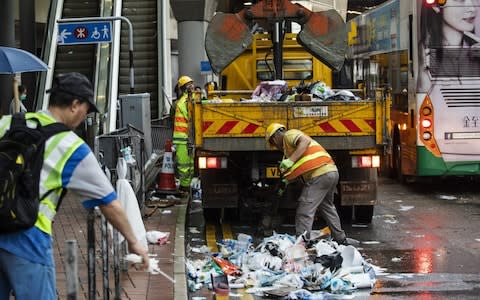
top-left (186, 176), bottom-right (480, 299)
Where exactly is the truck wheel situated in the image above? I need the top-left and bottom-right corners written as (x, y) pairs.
top-left (355, 205), bottom-right (374, 224)
top-left (203, 208), bottom-right (220, 222)
top-left (338, 205), bottom-right (353, 223)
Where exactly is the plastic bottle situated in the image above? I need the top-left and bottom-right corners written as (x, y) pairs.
top-left (221, 239), bottom-right (237, 250)
top-left (236, 233), bottom-right (253, 251)
top-left (185, 261), bottom-right (197, 280)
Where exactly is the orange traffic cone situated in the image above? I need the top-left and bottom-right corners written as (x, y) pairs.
top-left (157, 139), bottom-right (177, 192)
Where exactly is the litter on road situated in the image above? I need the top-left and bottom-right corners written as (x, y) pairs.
top-left (186, 232), bottom-right (380, 299)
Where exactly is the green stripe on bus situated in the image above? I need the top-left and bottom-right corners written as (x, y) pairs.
top-left (417, 146), bottom-right (480, 176)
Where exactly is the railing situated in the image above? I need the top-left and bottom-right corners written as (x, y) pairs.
top-left (35, 0), bottom-right (63, 111)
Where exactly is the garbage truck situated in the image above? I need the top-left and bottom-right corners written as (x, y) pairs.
top-left (193, 0), bottom-right (391, 225)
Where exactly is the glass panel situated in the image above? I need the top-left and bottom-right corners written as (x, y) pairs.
top-left (257, 59), bottom-right (313, 80)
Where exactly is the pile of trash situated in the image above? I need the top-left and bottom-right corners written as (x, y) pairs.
top-left (244, 80), bottom-right (360, 103)
top-left (251, 80), bottom-right (290, 102)
top-left (186, 232), bottom-right (377, 299)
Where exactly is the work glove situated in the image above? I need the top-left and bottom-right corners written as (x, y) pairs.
top-left (277, 178), bottom-right (289, 197)
top-left (279, 158), bottom-right (294, 173)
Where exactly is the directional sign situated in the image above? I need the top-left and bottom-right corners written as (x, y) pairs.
top-left (58, 21), bottom-right (112, 45)
top-left (200, 60), bottom-right (212, 74)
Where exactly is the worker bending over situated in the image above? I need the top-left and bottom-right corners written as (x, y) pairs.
top-left (265, 123), bottom-right (348, 244)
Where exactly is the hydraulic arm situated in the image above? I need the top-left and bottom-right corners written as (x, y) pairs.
top-left (205, 0), bottom-right (347, 76)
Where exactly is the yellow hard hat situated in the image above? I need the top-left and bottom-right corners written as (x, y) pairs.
top-left (178, 75), bottom-right (193, 88)
top-left (265, 123), bottom-right (286, 143)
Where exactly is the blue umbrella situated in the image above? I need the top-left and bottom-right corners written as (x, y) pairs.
top-left (0, 46), bottom-right (48, 74)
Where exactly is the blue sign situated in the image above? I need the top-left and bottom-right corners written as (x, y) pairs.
top-left (200, 60), bottom-right (212, 74)
top-left (58, 21), bottom-right (112, 45)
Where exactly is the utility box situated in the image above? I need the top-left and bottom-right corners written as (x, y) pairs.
top-left (119, 93), bottom-right (152, 156)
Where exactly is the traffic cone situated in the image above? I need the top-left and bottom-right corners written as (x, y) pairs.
top-left (157, 139), bottom-right (176, 192)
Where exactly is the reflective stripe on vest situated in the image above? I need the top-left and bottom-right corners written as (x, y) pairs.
top-left (173, 94), bottom-right (189, 144)
top-left (35, 189), bottom-right (63, 233)
top-left (284, 144), bottom-right (335, 180)
top-left (26, 112), bottom-right (84, 235)
top-left (0, 115), bottom-right (12, 137)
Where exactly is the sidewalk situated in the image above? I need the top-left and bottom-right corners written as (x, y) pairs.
top-left (53, 193), bottom-right (188, 300)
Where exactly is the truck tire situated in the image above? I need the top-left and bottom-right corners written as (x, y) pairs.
top-left (203, 208), bottom-right (220, 222)
top-left (338, 205), bottom-right (353, 223)
top-left (355, 205), bottom-right (374, 224)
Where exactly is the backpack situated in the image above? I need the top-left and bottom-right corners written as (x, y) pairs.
top-left (0, 113), bottom-right (69, 233)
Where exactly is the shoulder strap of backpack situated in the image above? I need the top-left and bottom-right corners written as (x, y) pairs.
top-left (39, 121), bottom-right (70, 140)
top-left (37, 122), bottom-right (70, 211)
top-left (15, 113), bottom-right (70, 210)
top-left (11, 112), bottom-right (27, 128)
top-left (10, 113), bottom-right (70, 139)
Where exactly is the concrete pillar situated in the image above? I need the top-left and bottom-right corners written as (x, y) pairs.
top-left (0, 0), bottom-right (15, 115)
top-left (20, 0), bottom-right (37, 112)
top-left (170, 0), bottom-right (218, 88)
top-left (177, 21), bottom-right (208, 87)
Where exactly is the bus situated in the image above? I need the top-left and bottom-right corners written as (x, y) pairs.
top-left (347, 0), bottom-right (480, 179)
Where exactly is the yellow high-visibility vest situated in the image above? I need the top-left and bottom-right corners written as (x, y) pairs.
top-left (173, 92), bottom-right (189, 144)
top-left (0, 112), bottom-right (83, 235)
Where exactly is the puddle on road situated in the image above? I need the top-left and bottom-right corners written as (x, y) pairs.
top-left (361, 249), bottom-right (436, 273)
top-left (362, 248), bottom-right (479, 274)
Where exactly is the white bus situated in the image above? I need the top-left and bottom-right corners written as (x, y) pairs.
top-left (347, 0), bottom-right (480, 178)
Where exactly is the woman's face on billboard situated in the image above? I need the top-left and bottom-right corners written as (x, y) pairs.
top-left (442, 0), bottom-right (476, 33)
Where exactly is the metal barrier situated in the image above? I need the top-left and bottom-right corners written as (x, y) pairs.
top-left (81, 121), bottom-right (171, 299)
top-left (85, 125), bottom-right (146, 300)
top-left (145, 117), bottom-right (173, 189)
top-left (95, 125), bottom-right (145, 207)
top-left (151, 116), bottom-right (172, 152)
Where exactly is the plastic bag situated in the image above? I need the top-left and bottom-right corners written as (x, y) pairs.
top-left (146, 231), bottom-right (170, 245)
top-left (115, 158), bottom-right (148, 250)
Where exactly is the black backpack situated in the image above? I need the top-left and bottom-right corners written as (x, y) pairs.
top-left (0, 113), bottom-right (69, 233)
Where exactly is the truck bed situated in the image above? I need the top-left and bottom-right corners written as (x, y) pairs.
top-left (194, 100), bottom-right (381, 151)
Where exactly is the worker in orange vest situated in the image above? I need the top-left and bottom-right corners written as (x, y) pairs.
top-left (265, 123), bottom-right (349, 245)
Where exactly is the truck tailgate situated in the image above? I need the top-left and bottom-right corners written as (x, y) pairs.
top-left (195, 101), bottom-right (378, 151)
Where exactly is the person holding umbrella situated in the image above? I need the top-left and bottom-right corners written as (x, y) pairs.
top-left (9, 84), bottom-right (27, 114)
top-left (0, 46), bottom-right (49, 114)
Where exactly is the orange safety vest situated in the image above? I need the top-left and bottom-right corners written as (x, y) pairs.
top-left (173, 92), bottom-right (189, 144)
top-left (283, 142), bottom-right (335, 180)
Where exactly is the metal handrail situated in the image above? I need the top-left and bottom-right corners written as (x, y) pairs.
top-left (35, 0), bottom-right (63, 111)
